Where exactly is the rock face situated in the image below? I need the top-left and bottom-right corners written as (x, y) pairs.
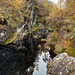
top-left (47, 53), bottom-right (75, 75)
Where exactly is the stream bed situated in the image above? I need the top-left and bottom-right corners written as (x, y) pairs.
top-left (33, 51), bottom-right (51, 75)
top-left (31, 43), bottom-right (51, 75)
top-left (22, 41), bottom-right (52, 75)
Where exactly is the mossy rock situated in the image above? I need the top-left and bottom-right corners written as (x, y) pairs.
top-left (3, 32), bottom-right (17, 45)
top-left (65, 49), bottom-right (75, 57)
top-left (47, 53), bottom-right (75, 75)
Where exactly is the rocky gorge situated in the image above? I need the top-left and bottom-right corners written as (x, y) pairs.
top-left (0, 0), bottom-right (75, 75)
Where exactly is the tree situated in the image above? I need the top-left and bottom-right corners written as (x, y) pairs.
top-left (65, 0), bottom-right (75, 9)
top-left (52, 4), bottom-right (59, 18)
top-left (6, 0), bottom-right (24, 10)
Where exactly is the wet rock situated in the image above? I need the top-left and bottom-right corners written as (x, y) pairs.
top-left (47, 53), bottom-right (75, 75)
top-left (45, 43), bottom-right (57, 58)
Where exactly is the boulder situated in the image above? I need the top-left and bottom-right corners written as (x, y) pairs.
top-left (47, 53), bottom-right (75, 75)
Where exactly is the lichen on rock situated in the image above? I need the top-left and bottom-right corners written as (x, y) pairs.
top-left (47, 53), bottom-right (75, 75)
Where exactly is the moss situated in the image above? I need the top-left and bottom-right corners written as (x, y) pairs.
top-left (38, 44), bottom-right (41, 48)
top-left (57, 49), bottom-right (75, 57)
top-left (24, 13), bottom-right (28, 18)
top-left (14, 17), bottom-right (21, 24)
top-left (47, 60), bottom-right (53, 71)
top-left (8, 45), bottom-right (18, 50)
top-left (3, 32), bottom-right (17, 45)
top-left (59, 50), bottom-right (63, 53)
top-left (32, 25), bottom-right (39, 31)
top-left (49, 31), bottom-right (59, 45)
top-left (65, 49), bottom-right (75, 57)
top-left (38, 17), bottom-right (46, 24)
top-left (32, 27), bottom-right (38, 31)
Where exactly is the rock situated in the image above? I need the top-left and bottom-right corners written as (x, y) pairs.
top-left (45, 47), bottom-right (50, 51)
top-left (47, 53), bottom-right (75, 75)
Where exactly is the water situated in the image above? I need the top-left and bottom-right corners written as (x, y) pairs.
top-left (26, 42), bottom-right (52, 75)
top-left (33, 51), bottom-right (51, 75)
